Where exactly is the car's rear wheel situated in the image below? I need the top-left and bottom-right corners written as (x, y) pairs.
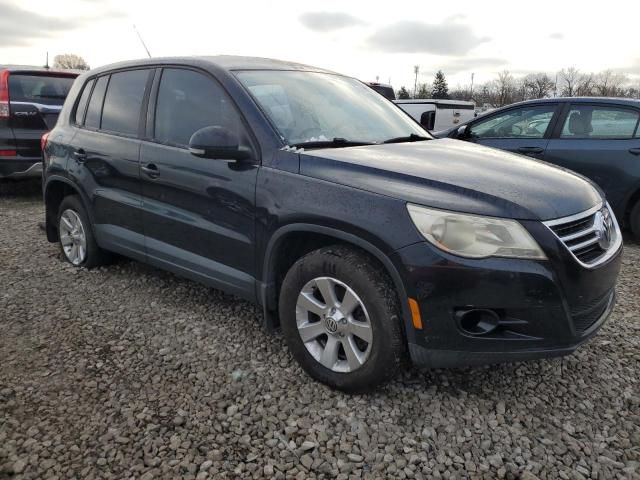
top-left (630, 200), bottom-right (640, 239)
top-left (57, 196), bottom-right (109, 268)
top-left (279, 245), bottom-right (405, 392)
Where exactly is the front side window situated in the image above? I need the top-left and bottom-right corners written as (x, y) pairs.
top-left (84, 75), bottom-right (108, 129)
top-left (235, 70), bottom-right (426, 145)
top-left (470, 106), bottom-right (557, 139)
top-left (560, 105), bottom-right (640, 139)
top-left (101, 70), bottom-right (149, 135)
top-left (154, 69), bottom-right (242, 147)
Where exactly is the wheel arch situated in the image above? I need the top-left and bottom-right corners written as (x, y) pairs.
top-left (259, 223), bottom-right (412, 335)
top-left (44, 176), bottom-right (93, 242)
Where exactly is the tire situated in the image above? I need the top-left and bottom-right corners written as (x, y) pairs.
top-left (279, 245), bottom-right (406, 392)
top-left (630, 201), bottom-right (640, 240)
top-left (57, 195), bottom-right (110, 268)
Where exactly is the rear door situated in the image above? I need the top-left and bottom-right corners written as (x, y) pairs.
top-left (465, 103), bottom-right (561, 160)
top-left (8, 72), bottom-right (76, 158)
top-left (544, 103), bottom-right (640, 217)
top-left (70, 69), bottom-right (153, 260)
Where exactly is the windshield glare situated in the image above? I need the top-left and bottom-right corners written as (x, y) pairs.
top-left (236, 70), bottom-right (428, 145)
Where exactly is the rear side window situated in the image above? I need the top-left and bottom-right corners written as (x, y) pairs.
top-left (8, 74), bottom-right (75, 105)
top-left (154, 68), bottom-right (242, 147)
top-left (74, 79), bottom-right (94, 125)
top-left (101, 70), bottom-right (149, 136)
top-left (85, 76), bottom-right (108, 129)
top-left (561, 105), bottom-right (640, 139)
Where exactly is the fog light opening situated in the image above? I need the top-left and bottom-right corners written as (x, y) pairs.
top-left (458, 309), bottom-right (500, 336)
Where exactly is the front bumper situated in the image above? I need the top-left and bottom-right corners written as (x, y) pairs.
top-left (392, 222), bottom-right (622, 368)
top-left (0, 157), bottom-right (42, 179)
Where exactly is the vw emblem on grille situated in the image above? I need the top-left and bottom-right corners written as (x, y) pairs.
top-left (593, 209), bottom-right (613, 250)
top-left (324, 317), bottom-right (339, 334)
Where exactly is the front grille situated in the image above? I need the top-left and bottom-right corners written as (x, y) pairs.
top-left (543, 203), bottom-right (620, 268)
top-left (569, 290), bottom-right (613, 334)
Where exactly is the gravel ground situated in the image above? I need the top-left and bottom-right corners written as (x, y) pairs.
top-left (1, 181), bottom-right (639, 480)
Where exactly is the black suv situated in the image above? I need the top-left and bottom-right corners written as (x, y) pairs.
top-left (0, 65), bottom-right (78, 179)
top-left (43, 57), bottom-right (622, 391)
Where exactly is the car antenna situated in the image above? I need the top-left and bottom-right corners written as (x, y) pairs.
top-left (133, 24), bottom-right (152, 58)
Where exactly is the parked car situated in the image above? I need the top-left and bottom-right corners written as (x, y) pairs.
top-left (0, 65), bottom-right (79, 179)
top-left (366, 82), bottom-right (395, 100)
top-left (435, 97), bottom-right (640, 237)
top-left (43, 57), bottom-right (622, 391)
top-left (395, 99), bottom-right (476, 131)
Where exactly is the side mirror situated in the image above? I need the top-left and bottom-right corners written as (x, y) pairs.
top-left (188, 126), bottom-right (251, 161)
top-left (420, 110), bottom-right (436, 131)
top-left (457, 124), bottom-right (470, 139)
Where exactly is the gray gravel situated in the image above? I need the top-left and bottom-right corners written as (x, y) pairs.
top-left (1, 184), bottom-right (639, 479)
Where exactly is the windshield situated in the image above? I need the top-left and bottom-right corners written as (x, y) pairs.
top-left (235, 70), bottom-right (428, 146)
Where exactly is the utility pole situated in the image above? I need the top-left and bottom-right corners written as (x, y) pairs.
top-left (44, 52), bottom-right (49, 69)
top-left (413, 65), bottom-right (419, 98)
top-left (470, 72), bottom-right (474, 100)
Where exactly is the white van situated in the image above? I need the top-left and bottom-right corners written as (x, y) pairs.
top-left (394, 99), bottom-right (476, 131)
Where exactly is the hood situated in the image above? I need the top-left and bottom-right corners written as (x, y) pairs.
top-left (299, 139), bottom-right (602, 221)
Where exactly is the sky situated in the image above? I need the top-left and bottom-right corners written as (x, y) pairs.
top-left (2, 0), bottom-right (640, 90)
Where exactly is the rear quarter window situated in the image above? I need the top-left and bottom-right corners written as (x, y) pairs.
top-left (84, 76), bottom-right (109, 129)
top-left (8, 74), bottom-right (75, 105)
top-left (74, 79), bottom-right (94, 125)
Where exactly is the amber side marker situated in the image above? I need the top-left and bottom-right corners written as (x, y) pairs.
top-left (408, 298), bottom-right (423, 330)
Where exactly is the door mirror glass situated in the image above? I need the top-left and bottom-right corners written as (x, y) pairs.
top-left (420, 110), bottom-right (436, 130)
top-left (189, 126), bottom-right (251, 161)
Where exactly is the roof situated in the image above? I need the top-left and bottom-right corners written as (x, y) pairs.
top-left (395, 99), bottom-right (475, 106)
top-left (0, 64), bottom-right (81, 76)
top-left (508, 97), bottom-right (640, 107)
top-left (85, 55), bottom-right (339, 76)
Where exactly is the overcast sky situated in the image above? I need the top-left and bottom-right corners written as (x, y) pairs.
top-left (2, 0), bottom-right (639, 89)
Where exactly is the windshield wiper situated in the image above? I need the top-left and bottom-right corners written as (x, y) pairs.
top-left (289, 137), bottom-right (376, 149)
top-left (382, 133), bottom-right (430, 144)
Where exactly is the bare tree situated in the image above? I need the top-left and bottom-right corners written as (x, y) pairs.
top-left (494, 71), bottom-right (516, 106)
top-left (594, 70), bottom-right (628, 96)
top-left (53, 54), bottom-right (90, 71)
top-left (524, 73), bottom-right (555, 99)
top-left (559, 67), bottom-right (581, 96)
top-left (574, 73), bottom-right (595, 96)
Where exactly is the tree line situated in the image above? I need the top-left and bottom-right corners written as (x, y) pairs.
top-left (397, 68), bottom-right (640, 106)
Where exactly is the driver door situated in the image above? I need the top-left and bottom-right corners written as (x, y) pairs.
top-left (465, 103), bottom-right (561, 160)
top-left (139, 67), bottom-right (259, 300)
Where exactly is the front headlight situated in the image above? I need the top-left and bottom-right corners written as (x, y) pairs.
top-left (407, 204), bottom-right (546, 260)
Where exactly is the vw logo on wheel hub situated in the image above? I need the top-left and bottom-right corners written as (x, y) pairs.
top-left (324, 316), bottom-right (339, 334)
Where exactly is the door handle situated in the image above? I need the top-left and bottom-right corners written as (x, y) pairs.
top-left (517, 147), bottom-right (544, 154)
top-left (629, 148), bottom-right (640, 156)
top-left (73, 149), bottom-right (87, 163)
top-left (141, 163), bottom-right (160, 178)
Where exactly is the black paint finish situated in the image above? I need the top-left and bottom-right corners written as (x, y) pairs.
top-left (43, 56), bottom-right (622, 368)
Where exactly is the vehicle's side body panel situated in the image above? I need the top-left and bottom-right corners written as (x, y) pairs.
top-left (139, 141), bottom-right (259, 300)
top-left (544, 102), bottom-right (640, 221)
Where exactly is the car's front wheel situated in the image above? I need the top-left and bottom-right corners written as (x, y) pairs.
top-left (279, 245), bottom-right (405, 392)
top-left (57, 195), bottom-right (109, 268)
